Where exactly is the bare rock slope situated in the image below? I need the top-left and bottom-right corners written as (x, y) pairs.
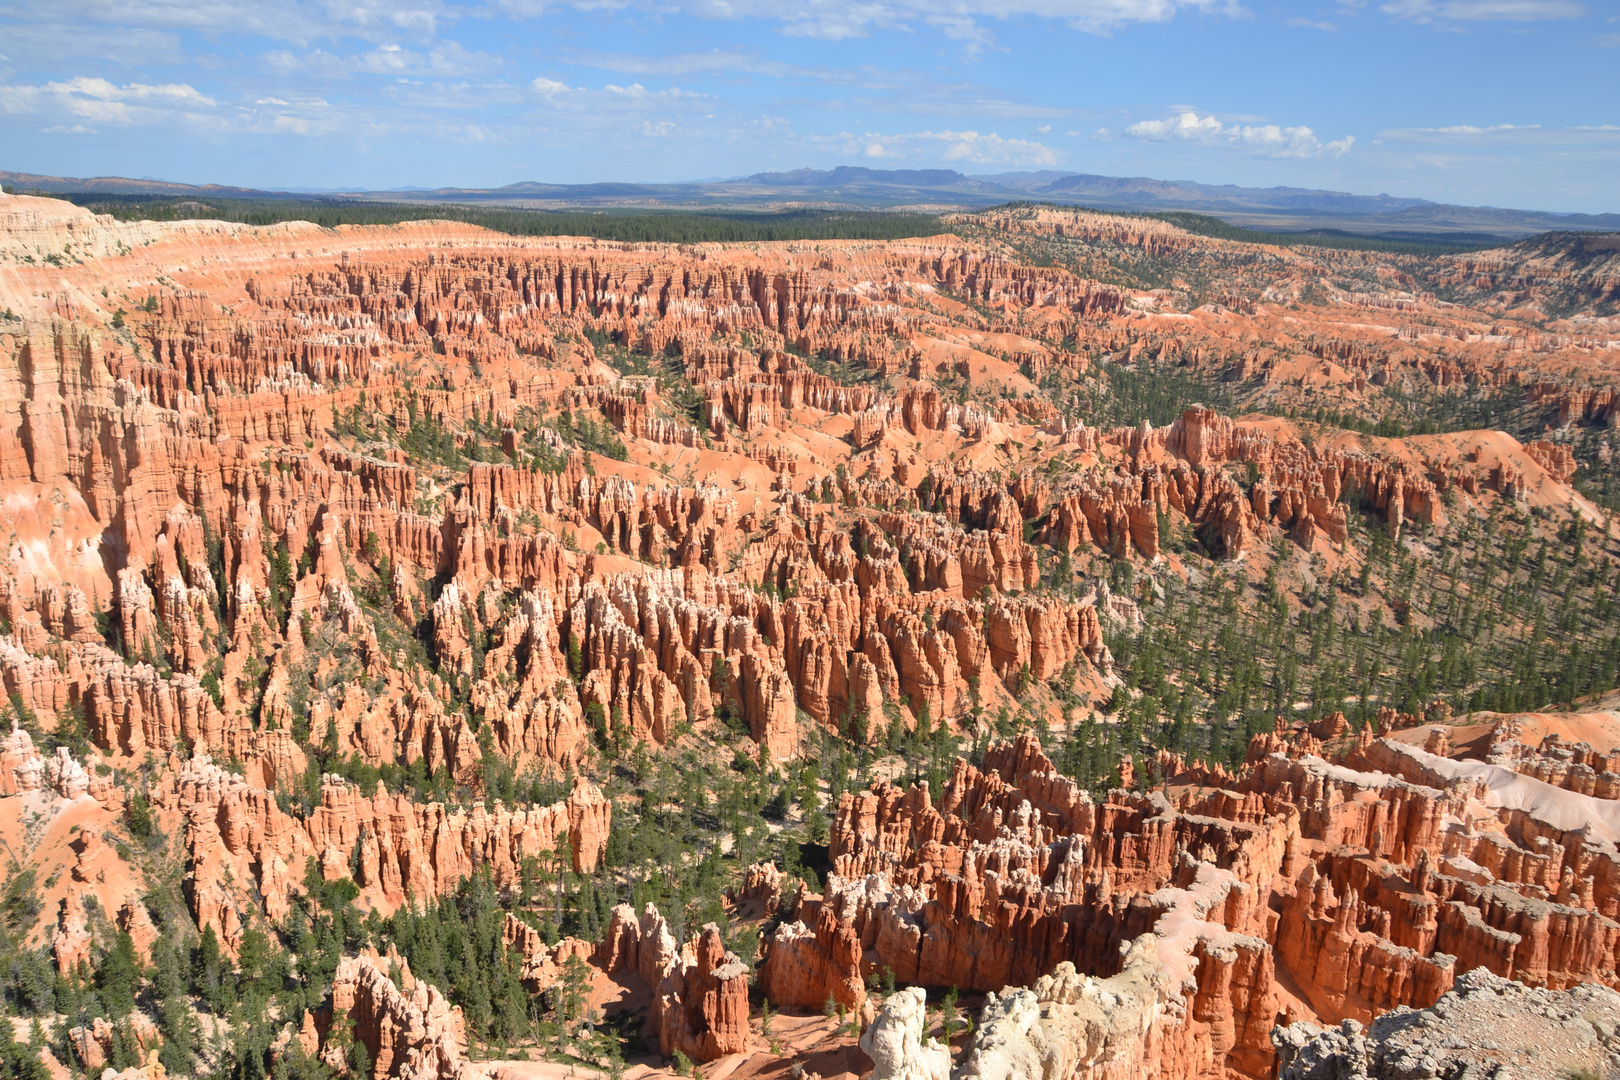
top-left (1275, 967), bottom-right (1620, 1080)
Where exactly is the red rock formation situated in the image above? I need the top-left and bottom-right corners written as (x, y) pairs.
top-left (300, 952), bottom-right (479, 1080)
top-left (3, 191), bottom-right (1618, 1080)
top-left (165, 755), bottom-right (609, 945)
top-left (732, 860), bottom-right (784, 917)
top-left (1485, 730), bottom-right (1620, 799)
top-left (759, 723), bottom-right (1620, 1080)
top-left (661, 925), bottom-right (752, 1062)
top-left (68, 1015), bottom-right (162, 1071)
top-left (0, 722), bottom-right (42, 795)
top-left (758, 894), bottom-right (867, 1013)
top-left (594, 904), bottom-right (751, 1063)
top-left (1525, 439), bottom-right (1578, 483)
top-left (52, 889), bottom-right (92, 975)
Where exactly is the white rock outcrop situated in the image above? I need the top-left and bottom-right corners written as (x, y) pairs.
top-left (861, 986), bottom-right (951, 1080)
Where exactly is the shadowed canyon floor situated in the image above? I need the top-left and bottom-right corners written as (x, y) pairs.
top-left (0, 193), bottom-right (1616, 1080)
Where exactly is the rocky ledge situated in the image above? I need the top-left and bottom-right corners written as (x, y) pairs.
top-left (1275, 967), bottom-right (1620, 1080)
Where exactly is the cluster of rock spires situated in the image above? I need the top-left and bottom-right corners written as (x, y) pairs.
top-left (0, 720), bottom-right (109, 800)
top-left (156, 754), bottom-right (611, 953)
top-left (970, 206), bottom-right (1620, 418)
top-left (765, 723), bottom-right (1620, 1079)
top-left (0, 193), bottom-right (1615, 1080)
top-left (291, 903), bottom-right (754, 1078)
top-left (289, 718), bottom-right (1620, 1080)
top-left (0, 196), bottom-right (1582, 821)
top-left (296, 949), bottom-right (477, 1080)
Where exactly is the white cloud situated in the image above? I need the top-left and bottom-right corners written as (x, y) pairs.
top-left (562, 0), bottom-right (1246, 41)
top-left (813, 0), bottom-right (1243, 38)
top-left (1431, 123), bottom-right (1538, 134)
top-left (1129, 111), bottom-right (1223, 141)
top-left (49, 77), bottom-right (215, 105)
top-left (1123, 110), bottom-right (1353, 157)
top-left (852, 128), bottom-right (1061, 166)
top-left (261, 42), bottom-right (496, 78)
top-left (366, 42), bottom-right (492, 74)
top-left (599, 83), bottom-right (707, 101)
top-left (1378, 122), bottom-right (1620, 144)
top-left (560, 49), bottom-right (1055, 124)
top-left (3, 0), bottom-right (1250, 55)
top-left (261, 49), bottom-right (340, 76)
top-left (566, 50), bottom-right (817, 79)
top-left (0, 77), bottom-right (219, 127)
top-left (1379, 0), bottom-right (1583, 20)
top-left (531, 76), bottom-right (571, 94)
top-left (0, 24), bottom-right (184, 66)
top-left (4, 0), bottom-right (450, 47)
top-left (0, 71), bottom-right (381, 141)
top-left (929, 130), bottom-right (1060, 165)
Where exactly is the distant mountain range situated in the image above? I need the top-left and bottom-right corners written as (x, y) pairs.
top-left (5, 167), bottom-right (1617, 241)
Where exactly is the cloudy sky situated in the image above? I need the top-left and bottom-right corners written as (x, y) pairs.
top-left (0, 0), bottom-right (1615, 211)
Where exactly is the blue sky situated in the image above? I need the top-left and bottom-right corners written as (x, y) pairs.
top-left (0, 0), bottom-right (1615, 211)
